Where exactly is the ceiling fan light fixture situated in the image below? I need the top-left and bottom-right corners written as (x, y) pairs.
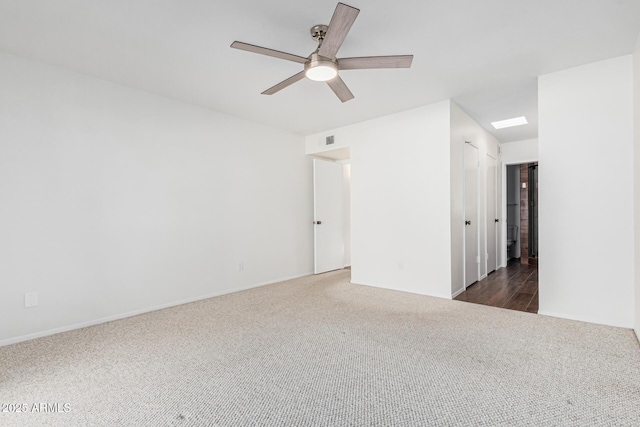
top-left (306, 64), bottom-right (338, 81)
top-left (305, 54), bottom-right (338, 81)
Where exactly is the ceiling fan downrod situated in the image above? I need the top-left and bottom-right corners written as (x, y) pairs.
top-left (310, 25), bottom-right (328, 44)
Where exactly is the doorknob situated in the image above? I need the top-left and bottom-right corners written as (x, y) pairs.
top-left (465, 220), bottom-right (471, 225)
top-left (314, 220), bottom-right (322, 225)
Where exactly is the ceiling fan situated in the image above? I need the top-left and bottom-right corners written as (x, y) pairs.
top-left (231, 2), bottom-right (413, 102)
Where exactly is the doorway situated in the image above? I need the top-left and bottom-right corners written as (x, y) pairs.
top-left (311, 154), bottom-right (351, 275)
top-left (457, 160), bottom-right (539, 313)
top-left (505, 162), bottom-right (538, 265)
top-left (528, 163), bottom-right (538, 260)
top-left (313, 158), bottom-right (344, 274)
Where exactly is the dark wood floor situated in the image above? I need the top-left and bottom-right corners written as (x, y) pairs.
top-left (455, 258), bottom-right (538, 313)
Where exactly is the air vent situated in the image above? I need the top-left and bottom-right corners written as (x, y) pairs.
top-left (326, 135), bottom-right (335, 145)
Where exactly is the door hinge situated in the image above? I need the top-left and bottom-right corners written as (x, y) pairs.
top-left (476, 256), bottom-right (480, 264)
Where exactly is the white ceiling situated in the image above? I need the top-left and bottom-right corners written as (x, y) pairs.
top-left (1, 0), bottom-right (639, 142)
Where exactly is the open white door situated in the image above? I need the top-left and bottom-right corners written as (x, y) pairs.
top-left (313, 159), bottom-right (344, 274)
top-left (464, 144), bottom-right (479, 287)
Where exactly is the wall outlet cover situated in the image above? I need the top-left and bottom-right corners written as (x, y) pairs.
top-left (25, 292), bottom-right (38, 308)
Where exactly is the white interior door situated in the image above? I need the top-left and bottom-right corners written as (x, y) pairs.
top-left (464, 144), bottom-right (479, 287)
top-left (486, 155), bottom-right (497, 274)
top-left (313, 158), bottom-right (344, 274)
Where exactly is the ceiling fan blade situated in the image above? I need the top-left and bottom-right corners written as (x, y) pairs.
top-left (231, 41), bottom-right (308, 64)
top-left (339, 55), bottom-right (414, 70)
top-left (326, 76), bottom-right (354, 102)
top-left (262, 71), bottom-right (306, 95)
top-left (318, 3), bottom-right (360, 59)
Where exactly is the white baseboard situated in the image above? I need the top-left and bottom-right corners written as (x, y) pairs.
top-left (451, 288), bottom-right (465, 299)
top-left (0, 271), bottom-right (313, 347)
top-left (349, 279), bottom-right (451, 300)
top-left (537, 310), bottom-right (633, 329)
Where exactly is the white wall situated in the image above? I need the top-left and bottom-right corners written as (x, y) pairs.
top-left (0, 52), bottom-right (314, 345)
top-left (634, 34), bottom-right (640, 340)
top-left (450, 103), bottom-right (501, 296)
top-left (501, 138), bottom-right (538, 165)
top-left (342, 163), bottom-right (351, 267)
top-left (500, 138), bottom-right (539, 266)
top-left (539, 55), bottom-right (634, 328)
top-left (307, 102), bottom-right (453, 298)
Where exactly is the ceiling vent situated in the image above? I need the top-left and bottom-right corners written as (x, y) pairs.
top-left (326, 135), bottom-right (335, 145)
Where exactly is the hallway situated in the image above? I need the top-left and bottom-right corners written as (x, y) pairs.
top-left (455, 259), bottom-right (538, 313)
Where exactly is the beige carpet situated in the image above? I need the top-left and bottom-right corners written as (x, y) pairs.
top-left (1, 269), bottom-right (639, 426)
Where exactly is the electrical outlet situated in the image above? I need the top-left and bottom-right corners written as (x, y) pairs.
top-left (25, 292), bottom-right (38, 308)
top-left (237, 262), bottom-right (244, 272)
top-left (398, 261), bottom-right (404, 271)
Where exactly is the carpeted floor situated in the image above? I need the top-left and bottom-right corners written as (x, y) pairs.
top-left (1, 269), bottom-right (639, 426)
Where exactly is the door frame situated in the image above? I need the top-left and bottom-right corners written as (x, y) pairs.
top-left (500, 158), bottom-right (538, 268)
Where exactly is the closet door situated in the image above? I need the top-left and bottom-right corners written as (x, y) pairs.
top-left (464, 144), bottom-right (479, 287)
top-left (486, 155), bottom-right (497, 274)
